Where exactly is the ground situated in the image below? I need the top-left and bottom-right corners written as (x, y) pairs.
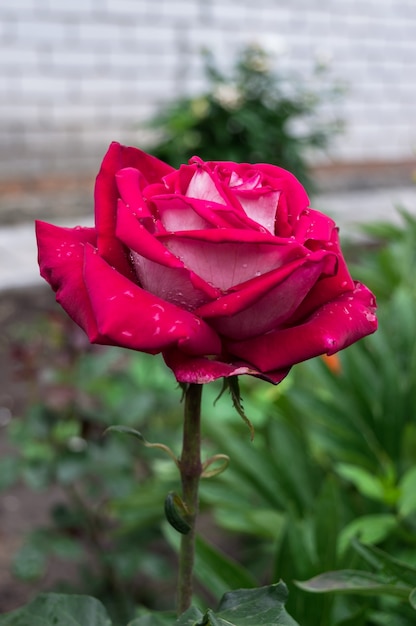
top-left (0, 286), bottom-right (76, 613)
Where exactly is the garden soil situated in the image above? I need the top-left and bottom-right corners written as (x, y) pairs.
top-left (0, 286), bottom-right (79, 613)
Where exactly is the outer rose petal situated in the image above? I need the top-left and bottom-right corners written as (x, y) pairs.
top-left (227, 283), bottom-right (377, 372)
top-left (94, 142), bottom-right (173, 272)
top-left (82, 244), bottom-right (222, 356)
top-left (35, 221), bottom-right (100, 341)
top-left (197, 251), bottom-right (337, 340)
top-left (163, 349), bottom-right (289, 385)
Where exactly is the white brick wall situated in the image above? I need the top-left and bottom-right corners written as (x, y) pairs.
top-left (0, 0), bottom-right (415, 180)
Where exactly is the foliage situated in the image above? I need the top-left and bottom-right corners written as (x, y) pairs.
top-left (0, 594), bottom-right (111, 626)
top-left (2, 211), bottom-right (416, 624)
top-left (1, 316), bottom-right (183, 623)
top-left (147, 45), bottom-right (343, 192)
top-left (0, 585), bottom-right (298, 626)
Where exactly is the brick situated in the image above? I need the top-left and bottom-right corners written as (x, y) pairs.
top-left (16, 18), bottom-right (68, 42)
top-left (1, 0), bottom-right (416, 177)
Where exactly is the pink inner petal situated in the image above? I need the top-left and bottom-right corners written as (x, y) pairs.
top-left (161, 236), bottom-right (302, 292)
top-left (229, 171), bottom-right (262, 190)
top-left (185, 168), bottom-right (228, 204)
top-left (130, 251), bottom-right (213, 311)
top-left (235, 190), bottom-right (281, 234)
top-left (153, 195), bottom-right (212, 231)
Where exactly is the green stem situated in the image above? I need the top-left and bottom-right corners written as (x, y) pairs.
top-left (177, 383), bottom-right (203, 616)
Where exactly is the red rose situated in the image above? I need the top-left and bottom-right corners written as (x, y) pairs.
top-left (36, 142), bottom-right (377, 384)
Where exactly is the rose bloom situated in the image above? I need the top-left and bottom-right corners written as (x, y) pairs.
top-left (36, 142), bottom-right (377, 384)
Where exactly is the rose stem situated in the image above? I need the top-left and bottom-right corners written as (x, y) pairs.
top-left (177, 382), bottom-right (203, 615)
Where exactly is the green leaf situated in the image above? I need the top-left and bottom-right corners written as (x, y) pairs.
top-left (351, 541), bottom-right (416, 587)
top-left (212, 583), bottom-right (300, 626)
top-left (104, 425), bottom-right (147, 441)
top-left (129, 611), bottom-right (179, 625)
top-left (0, 593), bottom-right (112, 625)
top-left (224, 376), bottom-right (254, 440)
top-left (170, 585), bottom-right (300, 626)
top-left (409, 589), bottom-right (416, 611)
top-left (0, 456), bottom-right (20, 490)
top-left (338, 514), bottom-right (397, 556)
top-left (398, 466), bottom-right (416, 517)
top-left (409, 588), bottom-right (416, 611)
top-left (335, 464), bottom-right (386, 502)
top-left (12, 543), bottom-right (47, 582)
top-left (296, 570), bottom-right (409, 598)
top-left (194, 534), bottom-right (257, 592)
top-left (175, 607), bottom-right (204, 625)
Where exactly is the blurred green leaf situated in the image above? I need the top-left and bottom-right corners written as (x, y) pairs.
top-left (129, 611), bottom-right (179, 626)
top-left (12, 542), bottom-right (47, 582)
top-left (0, 456), bottom-right (20, 490)
top-left (398, 466), bottom-right (416, 517)
top-left (338, 515), bottom-right (397, 556)
top-left (296, 570), bottom-right (409, 598)
top-left (0, 593), bottom-right (112, 625)
top-left (351, 541), bottom-right (416, 588)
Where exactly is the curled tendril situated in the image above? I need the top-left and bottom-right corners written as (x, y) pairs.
top-left (201, 454), bottom-right (230, 479)
top-left (104, 425), bottom-right (179, 467)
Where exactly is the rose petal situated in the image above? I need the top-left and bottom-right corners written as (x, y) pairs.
top-left (158, 230), bottom-right (305, 291)
top-left (185, 165), bottom-right (228, 205)
top-left (116, 199), bottom-right (222, 306)
top-left (233, 189), bottom-right (281, 234)
top-left (130, 252), bottom-right (215, 311)
top-left (35, 221), bottom-right (100, 341)
top-left (116, 199), bottom-right (182, 268)
top-left (115, 167), bottom-right (153, 218)
top-left (294, 208), bottom-right (335, 243)
top-left (255, 163), bottom-right (310, 222)
top-left (94, 142), bottom-right (173, 272)
top-left (163, 349), bottom-right (289, 384)
top-left (290, 228), bottom-right (355, 323)
top-left (154, 195), bottom-right (212, 231)
top-left (198, 251), bottom-right (337, 340)
top-left (227, 282), bottom-right (377, 372)
top-left (83, 244), bottom-right (221, 356)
